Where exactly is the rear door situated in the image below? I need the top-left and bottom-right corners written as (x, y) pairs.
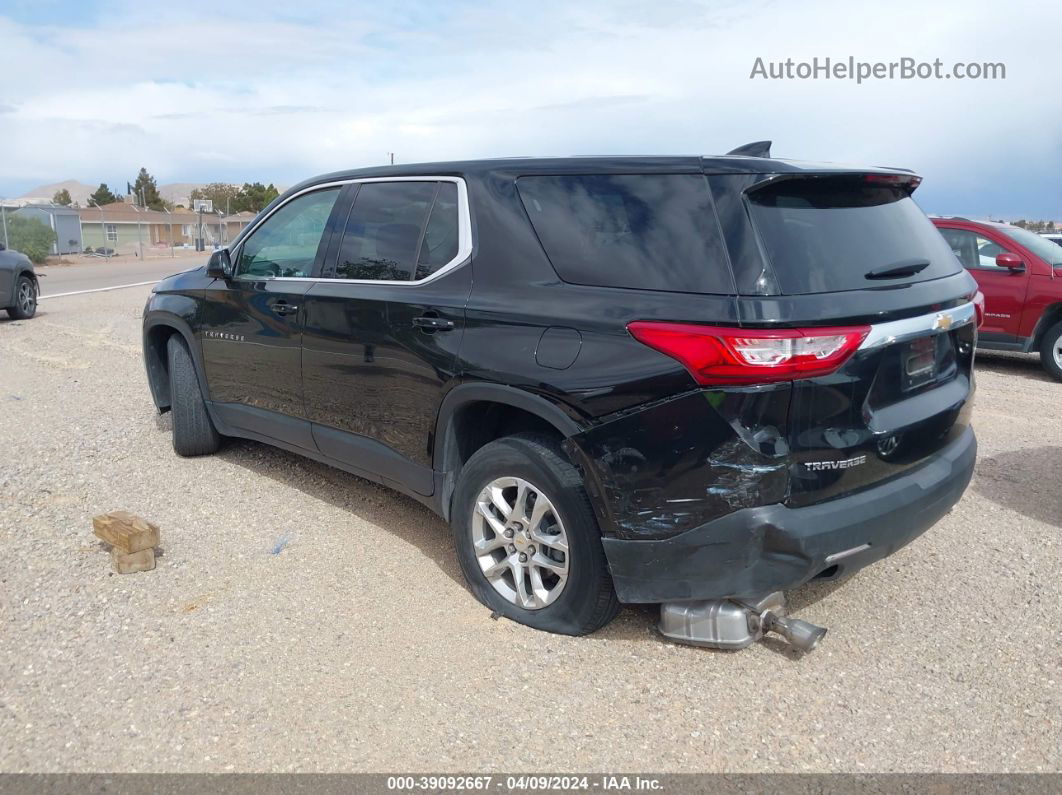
top-left (301, 178), bottom-right (472, 495)
top-left (718, 173), bottom-right (978, 506)
top-left (936, 224), bottom-right (1029, 339)
top-left (200, 186), bottom-right (344, 448)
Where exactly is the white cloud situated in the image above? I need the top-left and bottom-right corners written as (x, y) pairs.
top-left (0, 0), bottom-right (1059, 215)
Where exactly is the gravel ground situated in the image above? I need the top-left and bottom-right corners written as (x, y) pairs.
top-left (0, 287), bottom-right (1059, 773)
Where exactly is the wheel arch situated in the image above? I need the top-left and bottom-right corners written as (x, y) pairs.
top-left (1029, 303), bottom-right (1062, 352)
top-left (432, 384), bottom-right (586, 521)
top-left (19, 268), bottom-right (39, 289)
top-left (142, 312), bottom-right (209, 413)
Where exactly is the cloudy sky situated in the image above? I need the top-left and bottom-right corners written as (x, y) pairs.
top-left (1, 0), bottom-right (1059, 218)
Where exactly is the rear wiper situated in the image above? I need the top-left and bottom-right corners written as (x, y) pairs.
top-left (865, 258), bottom-right (930, 280)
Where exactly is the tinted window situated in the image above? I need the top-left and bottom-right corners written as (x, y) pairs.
top-left (747, 178), bottom-right (961, 294)
top-left (237, 187), bottom-right (340, 279)
top-left (334, 182), bottom-right (437, 281)
top-left (416, 182), bottom-right (460, 280)
top-left (517, 175), bottom-right (734, 294)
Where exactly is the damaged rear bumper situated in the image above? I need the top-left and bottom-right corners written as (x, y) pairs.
top-left (600, 426), bottom-right (976, 604)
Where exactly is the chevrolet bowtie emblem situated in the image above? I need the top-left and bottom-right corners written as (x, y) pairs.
top-left (933, 313), bottom-right (953, 331)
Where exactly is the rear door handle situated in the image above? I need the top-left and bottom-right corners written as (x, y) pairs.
top-left (271, 301), bottom-right (299, 316)
top-left (412, 315), bottom-right (455, 331)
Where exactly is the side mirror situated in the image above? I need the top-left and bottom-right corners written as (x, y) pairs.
top-left (996, 252), bottom-right (1025, 271)
top-left (206, 248), bottom-right (233, 279)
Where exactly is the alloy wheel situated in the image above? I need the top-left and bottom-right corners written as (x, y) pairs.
top-left (18, 280), bottom-right (36, 315)
top-left (471, 476), bottom-right (570, 610)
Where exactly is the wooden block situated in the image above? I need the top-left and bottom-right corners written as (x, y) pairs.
top-left (111, 547), bottom-right (156, 574)
top-left (93, 511), bottom-right (160, 554)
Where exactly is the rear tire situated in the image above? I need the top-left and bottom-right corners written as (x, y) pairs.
top-left (1038, 320), bottom-right (1062, 382)
top-left (167, 335), bottom-right (221, 456)
top-left (451, 432), bottom-right (620, 636)
top-left (6, 275), bottom-right (37, 319)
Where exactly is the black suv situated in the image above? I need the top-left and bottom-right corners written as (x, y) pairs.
top-left (142, 153), bottom-right (978, 639)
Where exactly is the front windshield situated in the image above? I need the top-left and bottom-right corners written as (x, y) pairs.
top-left (1003, 225), bottom-right (1062, 266)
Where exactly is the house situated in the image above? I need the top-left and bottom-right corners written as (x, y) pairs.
top-left (78, 204), bottom-right (255, 254)
top-left (11, 204), bottom-right (83, 255)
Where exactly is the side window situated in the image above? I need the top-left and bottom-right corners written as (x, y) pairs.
top-left (976, 237), bottom-right (1003, 267)
top-left (236, 188), bottom-right (340, 279)
top-left (938, 228), bottom-right (1012, 270)
top-left (517, 174), bottom-right (733, 294)
top-left (416, 182), bottom-right (460, 280)
top-left (334, 182), bottom-right (438, 281)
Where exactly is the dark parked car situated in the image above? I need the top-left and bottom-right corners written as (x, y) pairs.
top-left (0, 243), bottom-right (38, 319)
top-left (142, 151), bottom-right (979, 649)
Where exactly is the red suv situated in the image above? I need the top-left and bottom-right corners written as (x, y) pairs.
top-left (933, 217), bottom-right (1062, 380)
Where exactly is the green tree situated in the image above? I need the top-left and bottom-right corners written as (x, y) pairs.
top-left (52, 188), bottom-right (72, 206)
top-left (189, 183), bottom-right (240, 214)
top-left (89, 183), bottom-right (118, 206)
top-left (4, 215), bottom-right (56, 263)
top-left (235, 182), bottom-right (279, 213)
top-left (131, 167), bottom-right (165, 210)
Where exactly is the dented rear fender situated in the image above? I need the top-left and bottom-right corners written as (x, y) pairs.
top-left (564, 385), bottom-right (793, 540)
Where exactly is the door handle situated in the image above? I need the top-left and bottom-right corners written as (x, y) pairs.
top-left (412, 315), bottom-right (455, 332)
top-left (271, 302), bottom-right (299, 316)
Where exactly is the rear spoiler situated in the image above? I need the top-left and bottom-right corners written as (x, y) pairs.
top-left (746, 171), bottom-right (923, 196)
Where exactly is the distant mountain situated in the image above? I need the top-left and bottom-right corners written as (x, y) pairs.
top-left (19, 180), bottom-right (96, 206)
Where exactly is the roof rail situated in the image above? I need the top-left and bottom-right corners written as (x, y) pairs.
top-left (726, 141), bottom-right (772, 158)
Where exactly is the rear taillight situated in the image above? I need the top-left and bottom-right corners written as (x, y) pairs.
top-left (627, 322), bottom-right (870, 385)
top-left (973, 291), bottom-right (985, 328)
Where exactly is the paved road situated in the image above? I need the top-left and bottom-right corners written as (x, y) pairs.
top-left (0, 287), bottom-right (1059, 773)
top-left (36, 253), bottom-right (206, 297)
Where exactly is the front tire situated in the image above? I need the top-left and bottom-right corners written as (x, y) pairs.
top-left (167, 335), bottom-right (221, 456)
top-left (1039, 320), bottom-right (1062, 382)
top-left (451, 433), bottom-right (620, 635)
top-left (6, 275), bottom-right (37, 319)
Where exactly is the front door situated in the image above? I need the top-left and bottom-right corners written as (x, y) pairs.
top-left (301, 179), bottom-right (471, 495)
top-left (937, 225), bottom-right (1029, 339)
top-left (199, 186), bottom-right (344, 448)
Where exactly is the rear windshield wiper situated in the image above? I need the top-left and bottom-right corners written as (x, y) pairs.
top-left (865, 258), bottom-right (930, 280)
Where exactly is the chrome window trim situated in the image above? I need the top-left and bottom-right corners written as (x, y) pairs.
top-left (232, 175), bottom-right (472, 286)
top-left (858, 301), bottom-right (976, 351)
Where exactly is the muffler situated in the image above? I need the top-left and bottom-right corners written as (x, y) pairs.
top-left (658, 591), bottom-right (826, 652)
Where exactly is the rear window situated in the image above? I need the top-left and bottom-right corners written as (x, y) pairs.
top-left (747, 177), bottom-right (961, 295)
top-left (517, 174), bottom-right (734, 294)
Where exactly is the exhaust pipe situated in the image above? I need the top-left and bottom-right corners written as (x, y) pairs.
top-left (760, 611), bottom-right (827, 652)
top-left (658, 591), bottom-right (827, 652)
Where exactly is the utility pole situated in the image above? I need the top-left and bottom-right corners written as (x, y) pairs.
top-left (132, 204), bottom-right (144, 260)
top-left (388, 152), bottom-right (395, 165)
top-left (90, 199), bottom-right (107, 255)
top-left (1, 202), bottom-right (8, 249)
top-left (164, 207), bottom-right (175, 258)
